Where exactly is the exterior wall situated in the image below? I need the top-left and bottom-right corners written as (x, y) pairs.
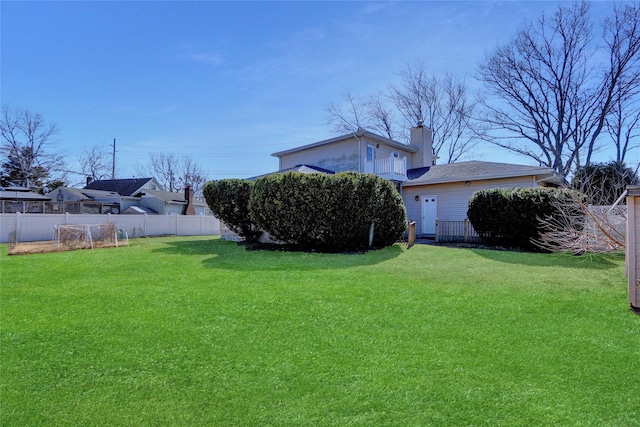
top-left (401, 176), bottom-right (536, 235)
top-left (139, 196), bottom-right (170, 215)
top-left (49, 188), bottom-right (81, 202)
top-left (279, 137), bottom-right (360, 172)
top-left (279, 135), bottom-right (416, 173)
top-left (139, 178), bottom-right (163, 191)
top-left (0, 213), bottom-right (220, 243)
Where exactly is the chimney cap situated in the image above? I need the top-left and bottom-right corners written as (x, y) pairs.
top-left (417, 119), bottom-right (424, 127)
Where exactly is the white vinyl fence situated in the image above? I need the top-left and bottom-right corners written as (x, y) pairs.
top-left (0, 213), bottom-right (220, 243)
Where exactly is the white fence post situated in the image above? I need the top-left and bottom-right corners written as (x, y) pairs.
top-left (15, 212), bottom-right (20, 243)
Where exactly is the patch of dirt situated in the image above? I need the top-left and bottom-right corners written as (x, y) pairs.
top-left (8, 241), bottom-right (126, 256)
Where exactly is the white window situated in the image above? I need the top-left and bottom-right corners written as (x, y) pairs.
top-left (366, 144), bottom-right (375, 161)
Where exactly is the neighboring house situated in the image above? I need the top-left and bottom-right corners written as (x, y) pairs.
top-left (47, 187), bottom-right (122, 214)
top-left (0, 186), bottom-right (51, 201)
top-left (270, 123), bottom-right (565, 237)
top-left (45, 178), bottom-right (212, 216)
top-left (84, 177), bottom-right (163, 196)
top-left (133, 187), bottom-right (210, 216)
top-left (0, 186), bottom-right (52, 213)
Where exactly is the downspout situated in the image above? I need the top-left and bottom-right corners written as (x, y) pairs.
top-left (354, 127), bottom-right (364, 173)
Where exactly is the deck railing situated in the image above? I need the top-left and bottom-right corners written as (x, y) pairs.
top-left (364, 155), bottom-right (408, 181)
top-left (435, 219), bottom-right (482, 243)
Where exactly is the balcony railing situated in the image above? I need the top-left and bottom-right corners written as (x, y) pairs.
top-left (364, 155), bottom-right (408, 182)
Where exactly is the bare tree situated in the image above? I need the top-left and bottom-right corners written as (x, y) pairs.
top-left (605, 87), bottom-right (640, 163)
top-left (79, 143), bottom-right (112, 181)
top-left (535, 192), bottom-right (626, 254)
top-left (178, 156), bottom-right (207, 197)
top-left (327, 92), bottom-right (400, 140)
top-left (591, 2), bottom-right (640, 165)
top-left (477, 2), bottom-right (640, 176)
top-left (139, 153), bottom-right (208, 196)
top-left (390, 67), bottom-right (478, 163)
top-left (326, 92), bottom-right (368, 135)
top-left (0, 105), bottom-right (65, 191)
top-left (365, 94), bottom-right (399, 140)
top-left (327, 65), bottom-right (478, 163)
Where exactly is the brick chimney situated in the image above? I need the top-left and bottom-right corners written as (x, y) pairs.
top-left (183, 185), bottom-right (196, 215)
top-left (410, 121), bottom-right (434, 167)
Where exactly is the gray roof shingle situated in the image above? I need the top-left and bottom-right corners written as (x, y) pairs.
top-left (404, 161), bottom-right (564, 186)
top-left (84, 178), bottom-right (155, 196)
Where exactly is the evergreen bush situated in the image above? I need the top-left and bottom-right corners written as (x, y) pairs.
top-left (203, 179), bottom-right (261, 242)
top-left (467, 187), bottom-right (579, 251)
top-left (249, 172), bottom-right (406, 252)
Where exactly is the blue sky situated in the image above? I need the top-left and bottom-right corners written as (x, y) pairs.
top-left (2, 1), bottom-right (629, 184)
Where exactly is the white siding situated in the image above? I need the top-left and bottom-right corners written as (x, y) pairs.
top-left (280, 138), bottom-right (360, 172)
top-left (279, 135), bottom-right (416, 173)
top-left (402, 176), bottom-right (536, 235)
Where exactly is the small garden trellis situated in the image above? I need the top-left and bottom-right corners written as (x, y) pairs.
top-left (627, 186), bottom-right (640, 309)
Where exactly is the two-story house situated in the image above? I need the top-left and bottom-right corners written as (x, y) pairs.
top-left (272, 124), bottom-right (434, 188)
top-left (270, 123), bottom-right (564, 237)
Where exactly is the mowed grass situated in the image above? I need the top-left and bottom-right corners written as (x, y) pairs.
top-left (1, 236), bottom-right (638, 426)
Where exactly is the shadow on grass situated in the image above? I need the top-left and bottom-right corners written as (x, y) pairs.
top-left (151, 237), bottom-right (405, 271)
top-left (469, 247), bottom-right (624, 270)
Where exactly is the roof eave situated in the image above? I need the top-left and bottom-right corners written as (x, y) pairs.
top-left (271, 130), bottom-right (417, 157)
top-left (403, 169), bottom-right (563, 187)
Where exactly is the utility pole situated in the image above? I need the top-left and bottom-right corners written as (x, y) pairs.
top-left (111, 138), bottom-right (116, 179)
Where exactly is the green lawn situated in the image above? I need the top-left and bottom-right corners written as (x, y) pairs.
top-left (1, 236), bottom-right (638, 426)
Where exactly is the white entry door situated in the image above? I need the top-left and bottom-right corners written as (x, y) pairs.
top-left (421, 195), bottom-right (437, 235)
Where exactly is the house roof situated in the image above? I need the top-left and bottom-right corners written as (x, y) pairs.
top-left (136, 189), bottom-right (208, 207)
top-left (84, 178), bottom-right (157, 196)
top-left (628, 185), bottom-right (640, 197)
top-left (137, 189), bottom-right (187, 203)
top-left (0, 190), bottom-right (51, 201)
top-left (271, 130), bottom-right (418, 157)
top-left (49, 187), bottom-right (120, 200)
top-left (249, 164), bottom-right (336, 181)
top-left (403, 161), bottom-right (565, 187)
top-left (1, 186), bottom-right (32, 192)
top-left (121, 205), bottom-right (158, 215)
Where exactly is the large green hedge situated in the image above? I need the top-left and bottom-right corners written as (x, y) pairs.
top-left (467, 187), bottom-right (580, 251)
top-left (203, 179), bottom-right (261, 242)
top-left (249, 172), bottom-right (407, 252)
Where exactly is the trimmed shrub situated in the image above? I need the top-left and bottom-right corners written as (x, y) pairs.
top-left (203, 179), bottom-right (261, 242)
top-left (467, 187), bottom-right (580, 251)
top-left (249, 172), bottom-right (406, 252)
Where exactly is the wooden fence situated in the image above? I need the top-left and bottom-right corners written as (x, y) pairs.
top-left (407, 221), bottom-right (416, 248)
top-left (627, 186), bottom-right (640, 309)
top-left (435, 219), bottom-right (482, 243)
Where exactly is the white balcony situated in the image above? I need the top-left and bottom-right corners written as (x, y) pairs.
top-left (364, 155), bottom-right (408, 182)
